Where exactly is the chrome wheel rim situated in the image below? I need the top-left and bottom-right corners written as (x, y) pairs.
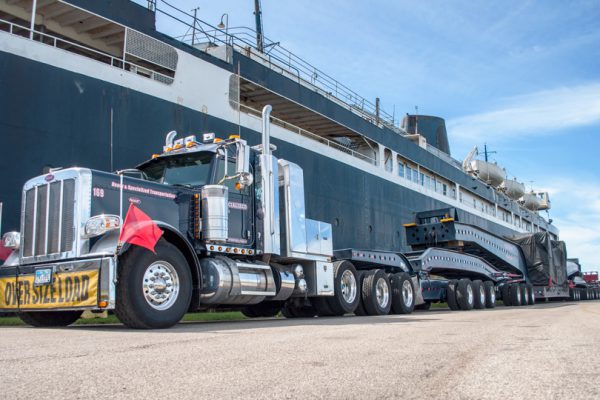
top-left (402, 279), bottom-right (414, 306)
top-left (516, 287), bottom-right (521, 303)
top-left (491, 288), bottom-right (496, 303)
top-left (479, 286), bottom-right (485, 305)
top-left (467, 284), bottom-right (474, 305)
top-left (375, 277), bottom-right (390, 309)
top-left (143, 261), bottom-right (179, 310)
top-left (340, 270), bottom-right (357, 304)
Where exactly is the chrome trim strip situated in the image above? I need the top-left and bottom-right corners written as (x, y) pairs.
top-left (31, 185), bottom-right (38, 257)
top-left (57, 179), bottom-right (64, 253)
top-left (44, 182), bottom-right (50, 255)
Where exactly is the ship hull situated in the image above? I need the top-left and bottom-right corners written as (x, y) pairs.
top-left (0, 49), bottom-right (523, 252)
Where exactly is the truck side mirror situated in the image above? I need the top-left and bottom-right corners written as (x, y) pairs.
top-left (235, 140), bottom-right (253, 189)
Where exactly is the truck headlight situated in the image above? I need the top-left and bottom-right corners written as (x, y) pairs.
top-left (83, 215), bottom-right (121, 239)
top-left (2, 232), bottom-right (20, 250)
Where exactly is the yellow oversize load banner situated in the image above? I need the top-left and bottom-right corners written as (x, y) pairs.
top-left (0, 270), bottom-right (98, 310)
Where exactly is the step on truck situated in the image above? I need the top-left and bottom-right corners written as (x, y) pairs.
top-left (0, 105), bottom-right (422, 328)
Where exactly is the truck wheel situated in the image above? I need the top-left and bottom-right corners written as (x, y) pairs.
top-left (115, 239), bottom-right (192, 329)
top-left (456, 279), bottom-right (474, 310)
top-left (527, 284), bottom-right (535, 305)
top-left (501, 284), bottom-right (511, 306)
top-left (483, 281), bottom-right (496, 308)
top-left (241, 301), bottom-right (283, 318)
top-left (390, 272), bottom-right (415, 314)
top-left (326, 261), bottom-right (360, 314)
top-left (354, 271), bottom-right (368, 316)
top-left (18, 311), bottom-right (82, 327)
top-left (509, 284), bottom-right (522, 306)
top-left (362, 270), bottom-right (392, 315)
top-left (520, 285), bottom-right (529, 305)
top-left (447, 280), bottom-right (460, 311)
top-left (472, 280), bottom-right (485, 309)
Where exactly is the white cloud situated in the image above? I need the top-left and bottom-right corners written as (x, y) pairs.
top-left (447, 83), bottom-right (600, 142)
top-left (536, 177), bottom-right (600, 272)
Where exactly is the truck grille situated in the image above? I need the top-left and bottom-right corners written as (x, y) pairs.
top-left (22, 179), bottom-right (76, 258)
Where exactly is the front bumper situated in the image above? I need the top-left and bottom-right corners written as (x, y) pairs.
top-left (0, 256), bottom-right (116, 311)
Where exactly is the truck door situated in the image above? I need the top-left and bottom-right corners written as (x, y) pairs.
top-left (215, 157), bottom-right (253, 246)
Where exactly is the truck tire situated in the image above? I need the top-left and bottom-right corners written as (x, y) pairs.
top-left (520, 285), bottom-right (528, 305)
top-left (527, 284), bottom-right (535, 305)
top-left (501, 284), bottom-right (511, 306)
top-left (483, 281), bottom-right (496, 308)
top-left (281, 303), bottom-right (317, 318)
top-left (416, 301), bottom-right (431, 311)
top-left (354, 271), bottom-right (368, 316)
top-left (390, 272), bottom-right (415, 314)
top-left (362, 269), bottom-right (392, 315)
top-left (326, 261), bottom-right (360, 315)
top-left (456, 279), bottom-right (474, 310)
top-left (312, 297), bottom-right (340, 317)
top-left (472, 280), bottom-right (485, 309)
top-left (115, 239), bottom-right (192, 329)
top-left (242, 301), bottom-right (283, 318)
top-left (18, 311), bottom-right (82, 327)
top-left (447, 280), bottom-right (460, 311)
top-left (509, 284), bottom-right (522, 306)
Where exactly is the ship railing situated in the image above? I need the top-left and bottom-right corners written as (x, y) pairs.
top-left (0, 18), bottom-right (174, 85)
top-left (236, 103), bottom-right (378, 166)
top-left (153, 1), bottom-right (404, 133)
top-left (425, 144), bottom-right (463, 171)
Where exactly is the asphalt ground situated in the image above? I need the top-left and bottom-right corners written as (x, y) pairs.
top-left (1, 301), bottom-right (599, 400)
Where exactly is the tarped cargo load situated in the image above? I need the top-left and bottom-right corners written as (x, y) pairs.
top-left (508, 232), bottom-right (567, 286)
top-left (551, 240), bottom-right (568, 286)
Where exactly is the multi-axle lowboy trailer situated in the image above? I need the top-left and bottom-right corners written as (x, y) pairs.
top-left (0, 105), bottom-right (595, 328)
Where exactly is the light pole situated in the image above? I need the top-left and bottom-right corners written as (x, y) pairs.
top-left (218, 13), bottom-right (229, 45)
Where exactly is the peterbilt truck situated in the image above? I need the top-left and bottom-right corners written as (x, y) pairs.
top-left (0, 106), bottom-right (420, 328)
top-left (0, 106), bottom-right (593, 328)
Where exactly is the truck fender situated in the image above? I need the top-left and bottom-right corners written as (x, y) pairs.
top-left (154, 222), bottom-right (203, 310)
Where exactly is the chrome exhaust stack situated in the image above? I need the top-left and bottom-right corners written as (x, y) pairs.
top-left (256, 105), bottom-right (280, 256)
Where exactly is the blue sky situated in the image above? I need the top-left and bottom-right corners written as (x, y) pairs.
top-left (152, 0), bottom-right (600, 270)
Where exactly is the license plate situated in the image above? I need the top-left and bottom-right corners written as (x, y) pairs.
top-left (34, 268), bottom-right (53, 286)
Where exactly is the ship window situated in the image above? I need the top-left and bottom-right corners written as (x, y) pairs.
top-left (398, 162), bottom-right (405, 178)
top-left (406, 166), bottom-right (412, 180)
top-left (443, 184), bottom-right (448, 196)
top-left (413, 169), bottom-right (419, 184)
top-left (419, 173), bottom-right (425, 186)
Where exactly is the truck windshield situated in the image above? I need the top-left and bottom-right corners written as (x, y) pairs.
top-left (141, 152), bottom-right (215, 187)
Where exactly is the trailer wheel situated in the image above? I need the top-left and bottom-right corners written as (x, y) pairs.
top-left (527, 284), bottom-right (535, 305)
top-left (472, 280), bottom-right (486, 310)
top-left (115, 239), bottom-right (192, 329)
top-left (326, 261), bottom-right (360, 315)
top-left (362, 270), bottom-right (392, 315)
top-left (456, 279), bottom-right (474, 310)
top-left (354, 271), bottom-right (368, 316)
top-left (241, 301), bottom-right (283, 318)
top-left (520, 285), bottom-right (529, 306)
top-left (447, 280), bottom-right (460, 311)
top-left (483, 281), bottom-right (496, 308)
top-left (509, 284), bottom-right (522, 306)
top-left (390, 272), bottom-right (415, 314)
top-left (501, 284), bottom-right (511, 306)
top-left (18, 311), bottom-right (83, 327)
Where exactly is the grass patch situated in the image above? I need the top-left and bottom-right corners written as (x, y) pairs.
top-left (0, 311), bottom-right (247, 327)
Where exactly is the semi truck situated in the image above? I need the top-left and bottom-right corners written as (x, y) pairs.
top-left (0, 106), bottom-right (594, 328)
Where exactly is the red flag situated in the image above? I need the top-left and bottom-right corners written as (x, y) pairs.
top-left (0, 240), bottom-right (12, 261)
top-left (118, 204), bottom-right (163, 253)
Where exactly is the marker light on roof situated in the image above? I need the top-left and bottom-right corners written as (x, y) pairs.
top-left (185, 135), bottom-right (197, 147)
top-left (203, 133), bottom-right (216, 143)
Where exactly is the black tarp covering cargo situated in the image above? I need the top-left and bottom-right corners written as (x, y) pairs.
top-left (509, 232), bottom-right (568, 286)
